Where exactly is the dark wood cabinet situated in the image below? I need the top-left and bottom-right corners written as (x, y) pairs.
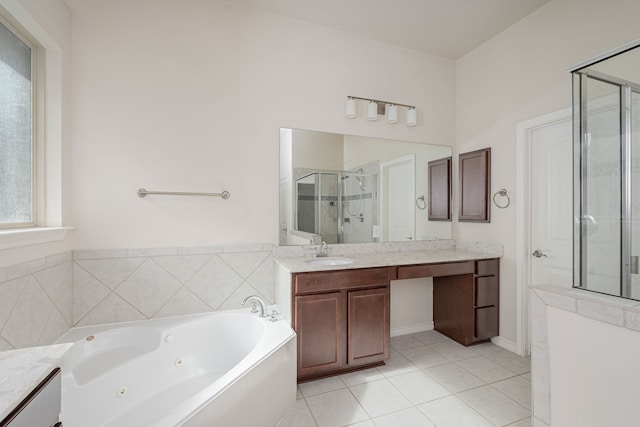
top-left (459, 148), bottom-right (491, 222)
top-left (348, 287), bottom-right (390, 366)
top-left (292, 268), bottom-right (391, 381)
top-left (428, 157), bottom-right (452, 221)
top-left (433, 258), bottom-right (500, 345)
top-left (291, 258), bottom-right (499, 381)
top-left (295, 292), bottom-right (345, 378)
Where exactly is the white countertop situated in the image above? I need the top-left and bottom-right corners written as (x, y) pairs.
top-left (275, 247), bottom-right (499, 273)
top-left (0, 343), bottom-right (72, 421)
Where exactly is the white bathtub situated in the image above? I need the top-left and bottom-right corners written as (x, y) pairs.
top-left (57, 309), bottom-right (296, 427)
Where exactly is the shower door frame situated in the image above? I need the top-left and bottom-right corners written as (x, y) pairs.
top-left (573, 69), bottom-right (640, 298)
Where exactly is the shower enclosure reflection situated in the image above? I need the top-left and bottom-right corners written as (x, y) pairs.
top-left (572, 40), bottom-right (640, 300)
top-left (294, 168), bottom-right (377, 244)
top-left (280, 128), bottom-right (452, 246)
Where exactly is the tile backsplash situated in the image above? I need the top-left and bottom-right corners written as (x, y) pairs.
top-left (0, 252), bottom-right (73, 351)
top-left (0, 243), bottom-right (276, 350)
top-left (72, 244), bottom-right (276, 327)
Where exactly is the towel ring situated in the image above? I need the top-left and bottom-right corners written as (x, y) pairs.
top-left (493, 188), bottom-right (510, 209)
top-left (416, 195), bottom-right (426, 210)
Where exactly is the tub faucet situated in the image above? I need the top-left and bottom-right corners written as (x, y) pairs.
top-left (242, 295), bottom-right (268, 318)
top-left (315, 241), bottom-right (329, 257)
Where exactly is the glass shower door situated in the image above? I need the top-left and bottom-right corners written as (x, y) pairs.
top-left (574, 71), bottom-right (640, 299)
top-left (578, 76), bottom-right (622, 296)
top-left (572, 40), bottom-right (640, 301)
top-left (631, 90), bottom-right (640, 299)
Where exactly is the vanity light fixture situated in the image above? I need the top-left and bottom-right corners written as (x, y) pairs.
top-left (345, 96), bottom-right (417, 126)
top-left (346, 97), bottom-right (357, 118)
top-left (387, 104), bottom-right (398, 124)
top-left (367, 101), bottom-right (378, 121)
top-left (406, 107), bottom-right (417, 127)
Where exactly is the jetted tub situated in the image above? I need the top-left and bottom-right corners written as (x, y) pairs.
top-left (56, 309), bottom-right (296, 427)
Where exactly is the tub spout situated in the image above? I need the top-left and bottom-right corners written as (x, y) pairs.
top-left (242, 295), bottom-right (268, 317)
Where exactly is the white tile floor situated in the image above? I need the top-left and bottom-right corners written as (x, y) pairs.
top-left (279, 331), bottom-right (531, 427)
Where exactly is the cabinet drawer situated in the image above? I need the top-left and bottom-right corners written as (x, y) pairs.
top-left (475, 276), bottom-right (498, 307)
top-left (397, 261), bottom-right (474, 280)
top-left (475, 259), bottom-right (499, 276)
top-left (294, 267), bottom-right (390, 294)
top-left (475, 306), bottom-right (498, 340)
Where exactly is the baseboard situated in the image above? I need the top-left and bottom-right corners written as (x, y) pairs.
top-left (491, 336), bottom-right (517, 353)
top-left (390, 322), bottom-right (434, 337)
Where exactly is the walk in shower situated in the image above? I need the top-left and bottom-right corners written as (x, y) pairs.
top-left (294, 169), bottom-right (377, 244)
top-left (572, 40), bottom-right (640, 299)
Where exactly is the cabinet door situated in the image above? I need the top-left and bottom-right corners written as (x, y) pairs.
top-left (459, 147), bottom-right (491, 222)
top-left (2, 369), bottom-right (61, 427)
top-left (428, 157), bottom-right (452, 221)
top-left (433, 274), bottom-right (475, 345)
top-left (295, 292), bottom-right (345, 377)
top-left (347, 287), bottom-right (390, 366)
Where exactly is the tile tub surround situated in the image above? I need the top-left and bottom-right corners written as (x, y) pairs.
top-left (0, 252), bottom-right (73, 351)
top-left (0, 343), bottom-right (72, 421)
top-left (530, 285), bottom-right (640, 427)
top-left (73, 243), bottom-right (276, 326)
top-left (0, 241), bottom-right (498, 350)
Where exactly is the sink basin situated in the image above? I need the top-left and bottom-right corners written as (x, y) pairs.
top-left (306, 257), bottom-right (354, 266)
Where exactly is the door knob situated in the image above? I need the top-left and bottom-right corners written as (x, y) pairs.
top-left (532, 250), bottom-right (548, 258)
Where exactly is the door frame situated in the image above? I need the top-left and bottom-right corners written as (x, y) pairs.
top-left (516, 107), bottom-right (572, 357)
top-left (380, 154), bottom-right (416, 241)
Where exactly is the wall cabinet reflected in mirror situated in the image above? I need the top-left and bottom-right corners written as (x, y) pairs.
top-left (279, 128), bottom-right (453, 246)
top-left (458, 148), bottom-right (491, 223)
top-left (428, 157), bottom-right (452, 221)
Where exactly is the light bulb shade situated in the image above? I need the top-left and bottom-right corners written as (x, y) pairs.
top-left (387, 104), bottom-right (398, 124)
top-left (345, 98), bottom-right (356, 118)
top-left (406, 107), bottom-right (417, 126)
top-left (367, 101), bottom-right (378, 121)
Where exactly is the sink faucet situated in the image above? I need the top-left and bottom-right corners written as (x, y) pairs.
top-left (242, 295), bottom-right (268, 317)
top-left (315, 241), bottom-right (329, 257)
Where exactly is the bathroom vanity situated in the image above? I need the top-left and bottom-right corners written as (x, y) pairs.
top-left (275, 242), bottom-right (501, 381)
top-left (0, 344), bottom-right (71, 427)
top-left (292, 267), bottom-right (391, 380)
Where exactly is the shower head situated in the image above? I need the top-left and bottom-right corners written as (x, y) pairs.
top-left (341, 170), bottom-right (365, 190)
top-left (354, 169), bottom-right (364, 191)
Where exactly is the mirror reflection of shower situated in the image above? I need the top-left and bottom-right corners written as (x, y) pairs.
top-left (293, 162), bottom-right (378, 244)
top-left (342, 168), bottom-right (366, 223)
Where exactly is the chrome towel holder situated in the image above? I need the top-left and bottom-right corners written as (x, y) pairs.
top-left (416, 195), bottom-right (426, 210)
top-left (137, 188), bottom-right (230, 199)
top-left (492, 188), bottom-right (510, 209)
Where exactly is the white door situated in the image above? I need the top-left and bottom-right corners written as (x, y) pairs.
top-left (530, 119), bottom-right (574, 286)
top-left (382, 155), bottom-right (415, 241)
top-left (517, 109), bottom-right (573, 356)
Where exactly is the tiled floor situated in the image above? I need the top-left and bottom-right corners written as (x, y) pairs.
top-left (279, 331), bottom-right (531, 427)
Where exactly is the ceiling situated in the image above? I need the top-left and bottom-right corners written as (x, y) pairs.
top-left (64, 0), bottom-right (551, 59)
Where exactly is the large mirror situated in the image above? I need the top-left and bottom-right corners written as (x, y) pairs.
top-left (279, 128), bottom-right (453, 245)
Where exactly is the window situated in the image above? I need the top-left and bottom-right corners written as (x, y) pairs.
top-left (0, 17), bottom-right (34, 228)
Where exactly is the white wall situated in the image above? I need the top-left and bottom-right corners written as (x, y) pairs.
top-left (69, 0), bottom-right (456, 250)
top-left (455, 0), bottom-right (640, 344)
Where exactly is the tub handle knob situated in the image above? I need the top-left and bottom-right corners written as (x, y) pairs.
top-left (269, 309), bottom-right (283, 322)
